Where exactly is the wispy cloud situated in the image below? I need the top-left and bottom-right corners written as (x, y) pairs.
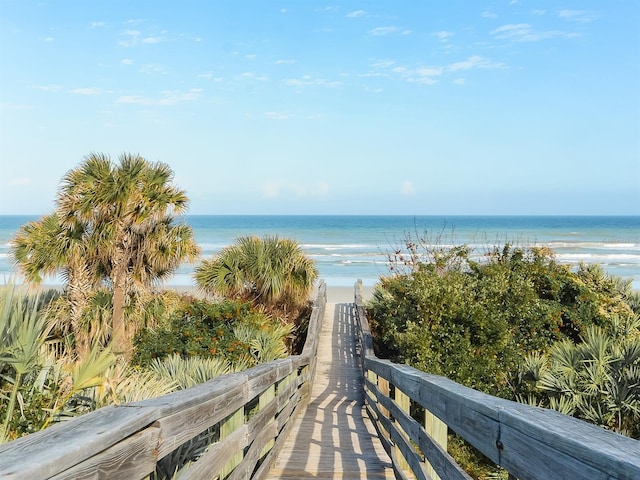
top-left (491, 24), bottom-right (577, 42)
top-left (91, 21), bottom-right (105, 28)
top-left (240, 72), bottom-right (269, 81)
top-left (116, 88), bottom-right (203, 106)
top-left (558, 9), bottom-right (598, 23)
top-left (433, 31), bottom-right (454, 42)
top-left (121, 58), bottom-right (134, 65)
top-left (447, 55), bottom-right (504, 71)
top-left (197, 72), bottom-right (223, 81)
top-left (275, 59), bottom-right (295, 65)
top-left (368, 55), bottom-right (505, 85)
top-left (119, 28), bottom-right (166, 47)
top-left (481, 10), bottom-right (498, 19)
top-left (284, 75), bottom-right (341, 87)
top-left (369, 26), bottom-right (398, 36)
top-left (119, 29), bottom-right (140, 47)
top-left (346, 10), bottom-right (366, 18)
top-left (139, 64), bottom-right (168, 75)
top-left (70, 87), bottom-right (103, 95)
top-left (531, 10), bottom-right (546, 16)
top-left (43, 37), bottom-right (54, 42)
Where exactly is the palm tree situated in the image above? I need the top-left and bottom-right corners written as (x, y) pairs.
top-left (12, 153), bottom-right (199, 357)
top-left (56, 153), bottom-right (199, 355)
top-left (11, 213), bottom-right (100, 356)
top-left (194, 235), bottom-right (318, 315)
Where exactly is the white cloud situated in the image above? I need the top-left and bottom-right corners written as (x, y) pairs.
top-left (91, 21), bottom-right (105, 28)
top-left (43, 37), bottom-right (54, 42)
top-left (491, 23), bottom-right (574, 42)
top-left (346, 10), bottom-right (366, 18)
top-left (558, 9), bottom-right (597, 23)
top-left (368, 55), bottom-right (505, 86)
top-left (142, 36), bottom-right (161, 44)
top-left (284, 75), bottom-right (341, 88)
top-left (240, 72), bottom-right (269, 81)
top-left (198, 72), bottom-right (223, 82)
top-left (433, 31), bottom-right (454, 42)
top-left (116, 88), bottom-right (203, 106)
top-left (121, 58), bottom-right (133, 65)
top-left (447, 55), bottom-right (504, 72)
top-left (70, 87), bottom-right (103, 95)
top-left (481, 11), bottom-right (498, 19)
top-left (532, 10), bottom-right (546, 16)
top-left (401, 181), bottom-right (415, 196)
top-left (372, 60), bottom-right (395, 69)
top-left (402, 30), bottom-right (413, 36)
top-left (416, 67), bottom-right (444, 76)
top-left (369, 26), bottom-right (398, 36)
top-left (453, 78), bottom-right (466, 85)
top-left (245, 54), bottom-right (257, 60)
top-left (275, 59), bottom-right (295, 65)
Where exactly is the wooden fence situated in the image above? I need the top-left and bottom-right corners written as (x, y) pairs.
top-left (354, 279), bottom-right (640, 480)
top-left (0, 282), bottom-right (327, 480)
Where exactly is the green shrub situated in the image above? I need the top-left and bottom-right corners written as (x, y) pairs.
top-left (367, 242), bottom-right (635, 399)
top-left (132, 299), bottom-right (290, 368)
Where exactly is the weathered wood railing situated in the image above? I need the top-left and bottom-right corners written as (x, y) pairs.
top-left (354, 279), bottom-right (640, 480)
top-left (0, 281), bottom-right (327, 480)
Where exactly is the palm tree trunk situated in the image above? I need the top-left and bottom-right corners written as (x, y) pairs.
top-left (111, 271), bottom-right (128, 357)
top-left (67, 264), bottom-right (92, 358)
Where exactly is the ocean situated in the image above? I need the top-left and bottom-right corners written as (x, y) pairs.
top-left (1, 215), bottom-right (639, 289)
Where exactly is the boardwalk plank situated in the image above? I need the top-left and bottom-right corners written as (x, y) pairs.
top-left (269, 303), bottom-right (395, 479)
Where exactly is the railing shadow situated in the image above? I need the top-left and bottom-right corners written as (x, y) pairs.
top-left (274, 302), bottom-right (393, 477)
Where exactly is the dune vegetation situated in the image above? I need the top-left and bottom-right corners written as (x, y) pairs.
top-left (366, 234), bottom-right (640, 478)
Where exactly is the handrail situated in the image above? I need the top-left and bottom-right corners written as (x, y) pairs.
top-left (0, 281), bottom-right (327, 480)
top-left (354, 279), bottom-right (640, 480)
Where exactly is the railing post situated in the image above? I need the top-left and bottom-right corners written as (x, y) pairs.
top-left (259, 384), bottom-right (276, 457)
top-left (378, 376), bottom-right (390, 441)
top-left (220, 406), bottom-right (245, 479)
top-left (394, 387), bottom-right (411, 474)
top-left (424, 410), bottom-right (447, 480)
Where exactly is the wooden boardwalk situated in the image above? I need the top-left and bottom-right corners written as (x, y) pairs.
top-left (269, 303), bottom-right (395, 479)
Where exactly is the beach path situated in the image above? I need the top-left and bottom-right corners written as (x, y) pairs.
top-left (268, 302), bottom-right (395, 479)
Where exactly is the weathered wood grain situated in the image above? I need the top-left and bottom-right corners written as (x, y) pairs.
top-left (0, 405), bottom-right (158, 479)
top-left (49, 427), bottom-right (161, 480)
top-left (268, 302), bottom-right (395, 479)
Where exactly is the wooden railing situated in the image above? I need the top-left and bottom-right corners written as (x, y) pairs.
top-left (0, 282), bottom-right (327, 480)
top-left (354, 280), bottom-right (640, 480)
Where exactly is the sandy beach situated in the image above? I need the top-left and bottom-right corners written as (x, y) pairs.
top-left (169, 283), bottom-right (374, 304)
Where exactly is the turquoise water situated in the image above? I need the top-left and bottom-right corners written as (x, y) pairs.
top-left (1, 215), bottom-right (639, 289)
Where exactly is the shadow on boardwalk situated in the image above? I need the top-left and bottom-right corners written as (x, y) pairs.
top-left (269, 303), bottom-right (394, 479)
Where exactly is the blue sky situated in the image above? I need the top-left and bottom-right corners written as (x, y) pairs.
top-left (0, 1), bottom-right (638, 215)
